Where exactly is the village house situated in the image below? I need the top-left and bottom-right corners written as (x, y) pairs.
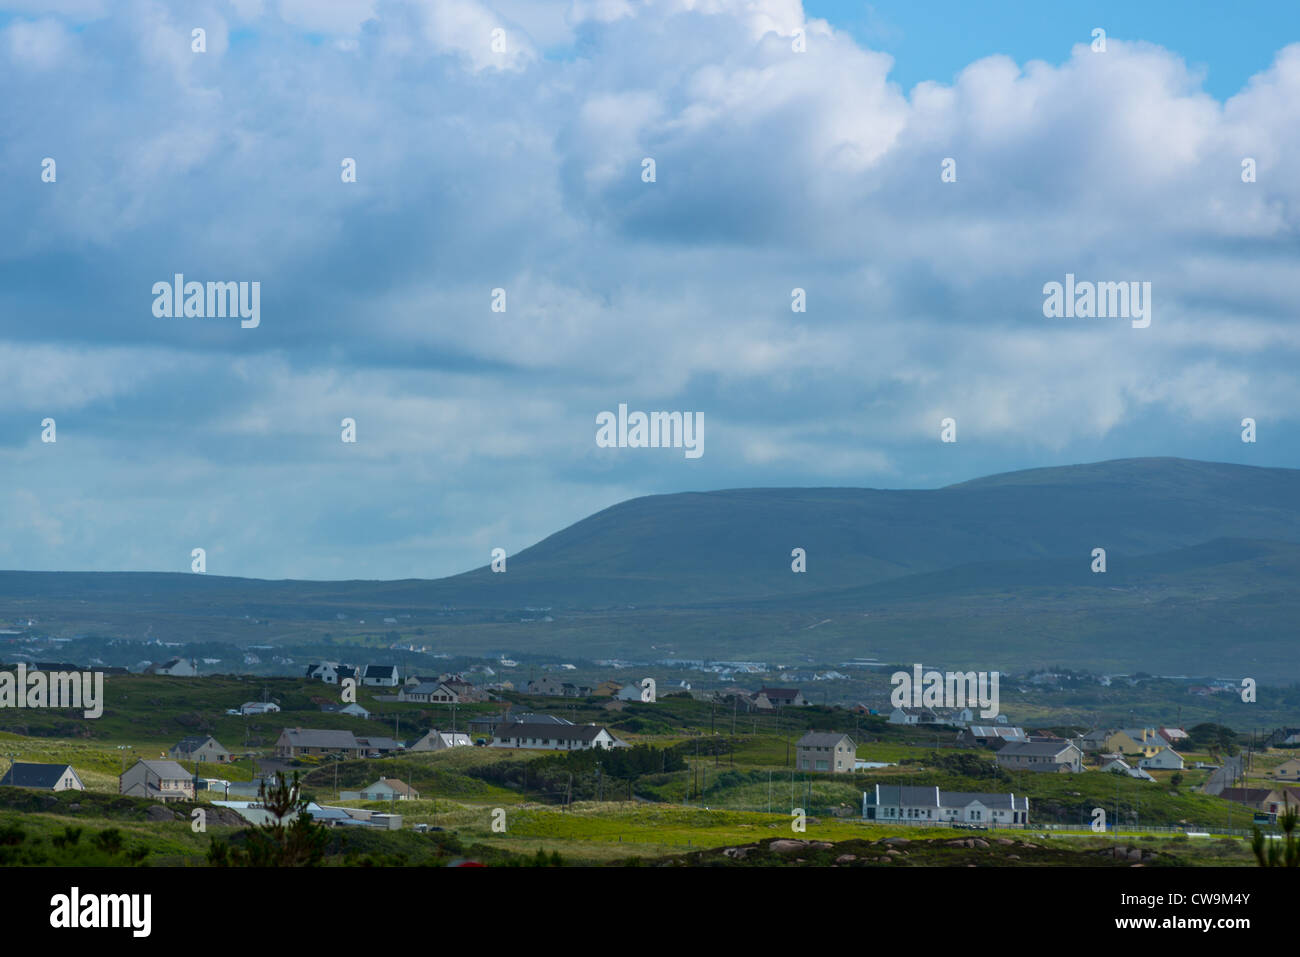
top-left (995, 740), bottom-right (1083, 773)
top-left (168, 735), bottom-right (232, 764)
top-left (320, 701), bottom-right (371, 718)
top-left (1219, 786), bottom-right (1300, 821)
top-left (240, 701), bottom-right (280, 715)
top-left (756, 687), bottom-right (805, 708)
top-left (863, 784), bottom-right (1029, 827)
top-left (1158, 727), bottom-right (1190, 747)
top-left (361, 665), bottom-right (400, 687)
top-left (888, 706), bottom-right (940, 725)
top-left (1099, 756), bottom-right (1156, 781)
top-left (1272, 757), bottom-right (1300, 782)
top-left (0, 762), bottom-right (84, 792)
top-left (275, 728), bottom-right (363, 760)
top-left (491, 722), bottom-right (624, 751)
top-left (356, 737), bottom-right (404, 757)
top-left (959, 725), bottom-right (1027, 749)
top-left (400, 681), bottom-right (460, 703)
top-left (796, 732), bottom-right (856, 773)
top-left (144, 657), bottom-right (197, 676)
top-left (120, 759), bottom-right (194, 802)
top-left (341, 777), bottom-right (420, 802)
top-left (1138, 747), bottom-right (1185, 771)
top-left (305, 662), bottom-right (358, 684)
top-left (1112, 728), bottom-right (1165, 758)
top-left (408, 730), bottom-right (472, 751)
top-left (527, 674), bottom-right (568, 696)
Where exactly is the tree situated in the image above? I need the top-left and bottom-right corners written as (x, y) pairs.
top-left (208, 772), bottom-right (330, 867)
top-left (1251, 796), bottom-right (1299, 868)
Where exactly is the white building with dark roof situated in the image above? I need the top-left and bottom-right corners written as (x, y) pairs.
top-left (863, 785), bottom-right (1030, 827)
top-left (491, 723), bottom-right (624, 751)
top-left (0, 762), bottom-right (83, 792)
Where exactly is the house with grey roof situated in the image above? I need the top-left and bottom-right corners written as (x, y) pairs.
top-left (340, 777), bottom-right (420, 801)
top-left (0, 762), bottom-right (84, 792)
top-left (491, 722), bottom-right (624, 751)
top-left (168, 735), bottom-right (231, 764)
top-left (275, 728), bottom-right (363, 759)
top-left (863, 784), bottom-right (1030, 827)
top-left (796, 732), bottom-right (856, 773)
top-left (361, 664), bottom-right (400, 687)
top-left (120, 759), bottom-right (194, 802)
top-left (409, 729), bottom-right (472, 751)
top-left (995, 740), bottom-right (1083, 773)
top-left (356, 736), bottom-right (403, 756)
top-left (959, 725), bottom-right (1027, 749)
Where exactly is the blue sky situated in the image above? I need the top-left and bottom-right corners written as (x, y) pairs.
top-left (807, 1), bottom-right (1300, 100)
top-left (1, 0), bottom-right (1298, 580)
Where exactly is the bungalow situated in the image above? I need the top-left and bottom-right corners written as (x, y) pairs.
top-left (169, 735), bottom-right (232, 764)
top-left (120, 759), bottom-right (195, 803)
top-left (320, 702), bottom-right (371, 718)
top-left (408, 730), bottom-right (472, 751)
top-left (144, 658), bottom-right (197, 677)
top-left (1219, 786), bottom-right (1300, 821)
top-left (491, 723), bottom-right (623, 751)
top-left (306, 662), bottom-right (358, 684)
top-left (275, 728), bottom-right (363, 760)
top-left (342, 777), bottom-right (420, 802)
top-left (0, 762), bottom-right (84, 792)
top-left (1100, 757), bottom-right (1156, 782)
top-left (1158, 727), bottom-right (1190, 747)
top-left (400, 681), bottom-right (460, 704)
top-left (796, 732), bottom-right (856, 773)
top-left (1272, 757), bottom-right (1300, 782)
top-left (240, 701), bottom-right (280, 715)
top-left (862, 784), bottom-right (1029, 827)
top-left (1138, 747), bottom-right (1185, 771)
top-left (995, 740), bottom-right (1083, 773)
top-left (959, 726), bottom-right (1027, 749)
top-left (888, 706), bottom-right (940, 726)
top-left (356, 737), bottom-right (404, 757)
top-left (361, 665), bottom-right (400, 688)
top-left (1075, 729), bottom-right (1112, 753)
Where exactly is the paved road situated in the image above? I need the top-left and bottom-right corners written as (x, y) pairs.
top-left (1202, 754), bottom-right (1244, 796)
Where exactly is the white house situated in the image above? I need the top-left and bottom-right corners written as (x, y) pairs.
top-left (340, 777), bottom-right (420, 802)
top-left (306, 662), bottom-right (358, 684)
top-left (241, 701), bottom-right (281, 715)
top-left (888, 706), bottom-right (937, 725)
top-left (408, 730), bottom-right (472, 751)
top-left (1139, 747), bottom-right (1185, 771)
top-left (145, 658), bottom-right (197, 676)
top-left (0, 762), bottom-right (84, 792)
top-left (362, 665), bottom-right (400, 687)
top-left (491, 723), bottom-right (624, 751)
top-left (863, 785), bottom-right (1029, 827)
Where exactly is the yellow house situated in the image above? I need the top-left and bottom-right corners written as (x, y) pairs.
top-left (1105, 728), bottom-right (1164, 758)
top-left (1273, 757), bottom-right (1300, 782)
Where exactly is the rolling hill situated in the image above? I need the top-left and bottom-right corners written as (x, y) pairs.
top-left (1, 457), bottom-right (1298, 676)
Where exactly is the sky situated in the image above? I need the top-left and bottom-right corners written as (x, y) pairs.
top-left (1, 0), bottom-right (1298, 580)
